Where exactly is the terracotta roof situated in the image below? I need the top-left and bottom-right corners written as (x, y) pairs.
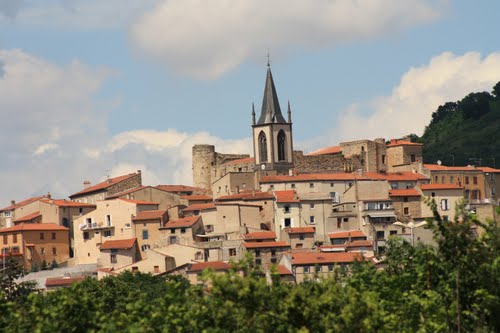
top-left (419, 184), bottom-right (464, 190)
top-left (222, 157), bottom-right (255, 166)
top-left (0, 223), bottom-right (68, 233)
top-left (386, 139), bottom-right (423, 148)
top-left (274, 190), bottom-right (299, 203)
top-left (106, 186), bottom-right (149, 199)
top-left (13, 211), bottom-right (41, 222)
top-left (284, 227), bottom-right (316, 234)
top-left (388, 189), bottom-right (421, 197)
top-left (276, 265), bottom-right (293, 275)
top-left (0, 196), bottom-right (45, 212)
top-left (100, 238), bottom-right (137, 250)
top-left (328, 230), bottom-right (366, 239)
top-left (188, 261), bottom-right (231, 272)
top-left (346, 240), bottom-right (373, 248)
top-left (156, 185), bottom-right (203, 193)
top-left (40, 199), bottom-right (96, 208)
top-left (478, 167), bottom-right (500, 173)
top-left (118, 198), bottom-right (159, 205)
top-left (260, 173), bottom-right (368, 183)
top-left (164, 216), bottom-right (200, 228)
top-left (45, 277), bottom-right (85, 287)
top-left (243, 231), bottom-right (276, 240)
top-left (424, 164), bottom-right (482, 172)
top-left (181, 195), bottom-right (213, 201)
top-left (243, 241), bottom-right (290, 249)
top-left (183, 203), bottom-right (216, 212)
top-left (132, 209), bottom-right (168, 221)
top-left (290, 252), bottom-right (362, 265)
top-left (217, 191), bottom-right (275, 202)
top-left (69, 173), bottom-right (139, 198)
top-left (365, 172), bottom-right (429, 181)
top-left (307, 145), bottom-right (341, 156)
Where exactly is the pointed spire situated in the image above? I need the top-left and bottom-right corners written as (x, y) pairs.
top-left (256, 65), bottom-right (286, 125)
top-left (252, 102), bottom-right (256, 125)
top-left (287, 100), bottom-right (292, 123)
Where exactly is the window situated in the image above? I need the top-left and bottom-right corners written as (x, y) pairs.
top-left (403, 197), bottom-right (409, 203)
top-left (79, 208), bottom-right (83, 215)
top-left (255, 250), bottom-right (261, 257)
top-left (181, 228), bottom-right (186, 234)
top-left (142, 230), bottom-right (149, 240)
top-left (195, 251), bottom-right (203, 260)
top-left (284, 205), bottom-right (290, 213)
top-left (309, 216), bottom-right (315, 224)
top-left (441, 176), bottom-right (445, 183)
top-left (40, 233), bottom-right (44, 240)
top-left (154, 265), bottom-right (160, 273)
top-left (381, 155), bottom-right (386, 164)
top-left (169, 236), bottom-right (177, 244)
top-left (132, 266), bottom-right (139, 273)
top-left (2, 235), bottom-right (7, 245)
top-left (40, 247), bottom-right (45, 255)
top-left (284, 218), bottom-right (291, 228)
top-left (106, 215), bottom-right (112, 226)
top-left (410, 154), bottom-right (416, 162)
top-left (337, 218), bottom-right (341, 228)
top-left (52, 232), bottom-right (56, 240)
top-left (83, 232), bottom-right (89, 240)
top-left (229, 248), bottom-right (237, 257)
top-left (450, 176), bottom-right (454, 183)
top-left (304, 266), bottom-right (310, 273)
top-left (271, 249), bottom-right (276, 256)
top-left (309, 183), bottom-right (314, 188)
top-left (12, 234), bottom-right (17, 243)
top-left (390, 230), bottom-right (397, 236)
top-left (206, 225), bottom-right (214, 233)
top-left (434, 176), bottom-right (438, 183)
top-left (403, 207), bottom-right (409, 215)
top-left (110, 254), bottom-right (117, 264)
top-left (170, 229), bottom-right (175, 234)
top-left (443, 215), bottom-right (449, 222)
top-left (390, 183), bottom-right (397, 189)
top-left (52, 247), bottom-right (57, 255)
top-left (141, 245), bottom-right (150, 251)
top-left (316, 265), bottom-right (321, 273)
top-left (299, 234), bottom-right (305, 241)
top-left (440, 199), bottom-right (449, 211)
top-left (277, 130), bottom-right (287, 161)
top-left (255, 259), bottom-right (262, 265)
top-left (11, 246), bottom-right (19, 254)
top-left (4, 211), bottom-right (11, 217)
top-left (296, 243), bottom-right (303, 248)
top-left (258, 131), bottom-right (268, 162)
top-left (343, 218), bottom-right (348, 222)
top-left (310, 203), bottom-right (315, 209)
top-left (104, 230), bottom-right (111, 237)
top-left (270, 258), bottom-right (277, 264)
top-left (431, 192), bottom-right (436, 198)
top-left (465, 176), bottom-right (469, 185)
top-left (473, 176), bottom-right (478, 185)
top-left (269, 185), bottom-right (274, 190)
top-left (291, 183), bottom-right (296, 189)
top-left (376, 231), bottom-right (385, 240)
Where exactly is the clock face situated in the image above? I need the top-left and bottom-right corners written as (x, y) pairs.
top-left (261, 163), bottom-right (266, 170)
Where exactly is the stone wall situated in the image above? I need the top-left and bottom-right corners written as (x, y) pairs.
top-left (107, 173), bottom-right (142, 197)
top-left (293, 151), bottom-right (361, 174)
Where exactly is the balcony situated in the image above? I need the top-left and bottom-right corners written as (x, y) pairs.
top-left (79, 222), bottom-right (114, 230)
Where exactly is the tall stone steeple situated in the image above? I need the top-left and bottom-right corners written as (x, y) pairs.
top-left (256, 64), bottom-right (287, 125)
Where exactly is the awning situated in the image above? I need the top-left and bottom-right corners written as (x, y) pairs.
top-left (366, 212), bottom-right (396, 218)
top-left (25, 243), bottom-right (35, 247)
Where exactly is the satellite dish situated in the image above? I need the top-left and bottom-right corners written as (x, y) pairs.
top-left (261, 164), bottom-right (266, 170)
top-left (437, 160), bottom-right (442, 165)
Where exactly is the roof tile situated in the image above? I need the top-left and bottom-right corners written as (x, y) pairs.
top-left (100, 238), bottom-right (137, 250)
top-left (70, 173), bottom-right (139, 198)
top-left (164, 216), bottom-right (201, 228)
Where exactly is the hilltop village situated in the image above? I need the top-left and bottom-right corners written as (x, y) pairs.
top-left (1, 65), bottom-right (500, 289)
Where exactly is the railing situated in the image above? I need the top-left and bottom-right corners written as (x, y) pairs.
top-left (79, 222), bottom-right (113, 230)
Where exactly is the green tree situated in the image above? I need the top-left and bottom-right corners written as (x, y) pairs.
top-left (40, 259), bottom-right (48, 270)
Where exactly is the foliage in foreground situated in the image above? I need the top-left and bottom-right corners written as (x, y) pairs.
top-left (1, 206), bottom-right (499, 332)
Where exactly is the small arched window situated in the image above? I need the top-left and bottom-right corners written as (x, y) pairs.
top-left (259, 131), bottom-right (268, 162)
top-left (278, 130), bottom-right (286, 161)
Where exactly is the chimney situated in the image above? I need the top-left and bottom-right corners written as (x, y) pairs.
top-left (83, 180), bottom-right (91, 189)
top-left (137, 169), bottom-right (141, 174)
top-left (390, 139), bottom-right (397, 145)
top-left (46, 192), bottom-right (51, 199)
top-left (10, 200), bottom-right (15, 206)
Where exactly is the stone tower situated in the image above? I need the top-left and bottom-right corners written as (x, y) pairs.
top-left (252, 64), bottom-right (294, 174)
top-left (192, 144), bottom-right (216, 189)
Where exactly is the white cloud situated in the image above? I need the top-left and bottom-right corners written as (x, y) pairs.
top-left (304, 51), bottom-right (500, 151)
top-left (33, 143), bottom-right (59, 155)
top-left (130, 0), bottom-right (443, 79)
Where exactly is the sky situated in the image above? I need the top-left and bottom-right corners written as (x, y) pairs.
top-left (1, 0), bottom-right (500, 204)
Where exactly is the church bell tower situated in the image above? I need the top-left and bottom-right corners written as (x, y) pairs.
top-left (252, 63), bottom-right (294, 174)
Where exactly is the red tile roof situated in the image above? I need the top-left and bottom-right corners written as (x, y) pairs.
top-left (328, 230), bottom-right (366, 239)
top-left (274, 190), bottom-right (299, 203)
top-left (346, 240), bottom-right (373, 248)
top-left (217, 191), bottom-right (275, 202)
top-left (156, 185), bottom-right (203, 193)
top-left (419, 184), bottom-right (464, 191)
top-left (45, 277), bottom-right (85, 287)
top-left (424, 164), bottom-right (482, 172)
top-left (188, 261), bottom-right (231, 272)
top-left (276, 265), bottom-right (293, 275)
top-left (70, 173), bottom-right (139, 198)
top-left (243, 241), bottom-right (290, 249)
top-left (13, 211), bottom-right (41, 223)
top-left (100, 238), bottom-right (137, 250)
top-left (181, 195), bottom-right (213, 201)
top-left (118, 198), bottom-right (159, 205)
top-left (0, 223), bottom-right (68, 233)
top-left (365, 172), bottom-right (429, 181)
top-left (260, 173), bottom-right (368, 183)
top-left (386, 139), bottom-right (423, 148)
top-left (307, 145), bottom-right (341, 156)
top-left (290, 252), bottom-right (362, 265)
top-left (132, 209), bottom-right (168, 221)
top-left (222, 157), bottom-right (255, 166)
top-left (284, 227), bottom-right (316, 234)
top-left (243, 231), bottom-right (276, 240)
top-left (40, 199), bottom-right (96, 208)
top-left (106, 186), bottom-right (149, 199)
top-left (0, 196), bottom-right (45, 212)
top-left (164, 216), bottom-right (201, 228)
top-left (478, 167), bottom-right (500, 173)
top-left (388, 189), bottom-right (421, 197)
top-left (183, 203), bottom-right (216, 212)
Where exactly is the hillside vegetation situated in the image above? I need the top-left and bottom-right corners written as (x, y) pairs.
top-left (417, 81), bottom-right (500, 167)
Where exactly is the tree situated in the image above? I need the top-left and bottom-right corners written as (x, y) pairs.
top-left (40, 260), bottom-right (48, 271)
top-left (50, 259), bottom-right (58, 270)
top-left (0, 255), bottom-right (36, 303)
top-left (492, 81), bottom-right (500, 99)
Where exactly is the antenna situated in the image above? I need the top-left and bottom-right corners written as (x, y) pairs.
top-left (437, 160), bottom-right (442, 165)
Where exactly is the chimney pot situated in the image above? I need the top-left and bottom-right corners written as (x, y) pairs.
top-left (83, 180), bottom-right (91, 189)
top-left (46, 192), bottom-right (51, 199)
top-left (10, 200), bottom-right (15, 205)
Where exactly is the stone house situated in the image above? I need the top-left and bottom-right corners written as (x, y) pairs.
top-left (389, 188), bottom-right (422, 223)
top-left (131, 209), bottom-right (168, 256)
top-left (106, 185), bottom-right (184, 210)
top-left (242, 241), bottom-right (290, 269)
top-left (0, 196), bottom-right (46, 229)
top-left (161, 215), bottom-right (204, 246)
top-left (282, 227), bottom-right (316, 249)
top-left (98, 238), bottom-right (140, 268)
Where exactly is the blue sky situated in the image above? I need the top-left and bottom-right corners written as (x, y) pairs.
top-left (1, 0), bottom-right (499, 203)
